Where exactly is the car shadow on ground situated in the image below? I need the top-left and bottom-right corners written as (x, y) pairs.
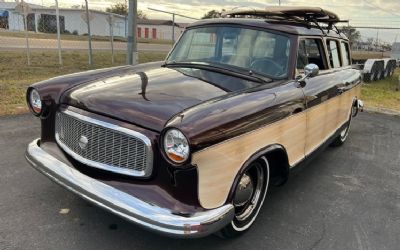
top-left (60, 145), bottom-right (341, 249)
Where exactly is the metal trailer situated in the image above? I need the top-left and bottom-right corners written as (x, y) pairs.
top-left (383, 58), bottom-right (397, 78)
top-left (363, 59), bottom-right (384, 82)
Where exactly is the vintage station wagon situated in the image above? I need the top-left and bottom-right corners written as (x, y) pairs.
top-left (26, 7), bottom-right (363, 238)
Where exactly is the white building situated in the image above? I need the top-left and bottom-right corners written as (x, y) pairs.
top-left (137, 19), bottom-right (187, 40)
top-left (0, 2), bottom-right (126, 37)
top-left (0, 1), bottom-right (191, 40)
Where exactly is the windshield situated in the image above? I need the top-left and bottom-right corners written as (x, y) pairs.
top-left (166, 26), bottom-right (291, 79)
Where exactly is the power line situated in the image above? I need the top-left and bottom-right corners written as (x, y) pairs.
top-left (351, 26), bottom-right (400, 30)
top-left (147, 8), bottom-right (199, 20)
top-left (363, 0), bottom-right (400, 18)
top-left (147, 8), bottom-right (198, 42)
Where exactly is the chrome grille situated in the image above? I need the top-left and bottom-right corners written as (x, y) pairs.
top-left (55, 110), bottom-right (153, 177)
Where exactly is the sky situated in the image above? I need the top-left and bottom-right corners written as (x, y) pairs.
top-left (19, 0), bottom-right (400, 43)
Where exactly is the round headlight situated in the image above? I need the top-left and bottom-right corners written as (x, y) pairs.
top-left (29, 89), bottom-right (42, 115)
top-left (163, 129), bottom-right (190, 164)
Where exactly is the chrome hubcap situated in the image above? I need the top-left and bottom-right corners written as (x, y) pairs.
top-left (234, 163), bottom-right (264, 222)
top-left (233, 173), bottom-right (254, 207)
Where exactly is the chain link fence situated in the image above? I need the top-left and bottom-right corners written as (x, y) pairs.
top-left (1, 1), bottom-right (398, 67)
top-left (0, 0), bottom-right (172, 68)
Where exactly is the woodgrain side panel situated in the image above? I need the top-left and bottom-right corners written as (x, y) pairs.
top-left (192, 85), bottom-right (361, 209)
top-left (192, 111), bottom-right (307, 209)
top-left (305, 86), bottom-right (358, 154)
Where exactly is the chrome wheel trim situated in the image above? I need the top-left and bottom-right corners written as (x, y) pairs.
top-left (340, 128), bottom-right (348, 138)
top-left (235, 167), bottom-right (263, 222)
top-left (340, 106), bottom-right (355, 142)
top-left (231, 156), bottom-right (269, 232)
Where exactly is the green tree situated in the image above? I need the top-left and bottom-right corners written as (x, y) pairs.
top-left (106, 2), bottom-right (147, 19)
top-left (340, 26), bottom-right (361, 46)
top-left (201, 9), bottom-right (224, 19)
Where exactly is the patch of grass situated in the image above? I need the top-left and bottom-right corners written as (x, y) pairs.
top-left (352, 51), bottom-right (390, 60)
top-left (361, 69), bottom-right (400, 112)
top-left (0, 50), bottom-right (167, 116)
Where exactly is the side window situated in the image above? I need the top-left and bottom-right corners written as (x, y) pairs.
top-left (327, 40), bottom-right (341, 68)
top-left (296, 38), bottom-right (326, 70)
top-left (340, 41), bottom-right (351, 66)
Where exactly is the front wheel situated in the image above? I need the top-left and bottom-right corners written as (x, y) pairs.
top-left (216, 157), bottom-right (270, 238)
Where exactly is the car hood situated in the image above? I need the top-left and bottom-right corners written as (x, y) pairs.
top-left (61, 67), bottom-right (227, 131)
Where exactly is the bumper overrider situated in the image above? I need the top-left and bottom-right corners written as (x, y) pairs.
top-left (25, 139), bottom-right (234, 238)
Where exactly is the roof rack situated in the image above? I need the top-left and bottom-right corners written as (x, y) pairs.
top-left (221, 7), bottom-right (348, 35)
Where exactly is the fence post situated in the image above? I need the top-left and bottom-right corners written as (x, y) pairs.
top-left (108, 13), bottom-right (115, 64)
top-left (23, 12), bottom-right (31, 66)
top-left (17, 0), bottom-right (31, 66)
top-left (55, 0), bottom-right (63, 65)
top-left (84, 0), bottom-right (93, 66)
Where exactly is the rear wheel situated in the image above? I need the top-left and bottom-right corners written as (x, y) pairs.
top-left (330, 104), bottom-right (357, 147)
top-left (217, 157), bottom-right (269, 238)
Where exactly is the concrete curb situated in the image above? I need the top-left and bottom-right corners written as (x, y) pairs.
top-left (364, 106), bottom-right (400, 117)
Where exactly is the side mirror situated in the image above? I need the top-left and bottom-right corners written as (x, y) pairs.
top-left (296, 63), bottom-right (319, 87)
top-left (304, 63), bottom-right (319, 78)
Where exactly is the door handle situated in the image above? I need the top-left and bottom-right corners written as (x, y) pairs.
top-left (338, 87), bottom-right (346, 94)
top-left (338, 82), bottom-right (350, 94)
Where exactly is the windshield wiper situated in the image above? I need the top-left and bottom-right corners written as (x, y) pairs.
top-left (162, 62), bottom-right (273, 84)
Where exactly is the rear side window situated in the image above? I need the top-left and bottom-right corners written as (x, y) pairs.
top-left (340, 42), bottom-right (351, 66)
top-left (297, 38), bottom-right (327, 70)
top-left (327, 40), bottom-right (341, 68)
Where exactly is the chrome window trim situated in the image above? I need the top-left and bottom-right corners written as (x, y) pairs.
top-left (55, 109), bottom-right (153, 178)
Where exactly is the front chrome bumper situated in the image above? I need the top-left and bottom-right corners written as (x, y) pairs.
top-left (25, 139), bottom-right (234, 238)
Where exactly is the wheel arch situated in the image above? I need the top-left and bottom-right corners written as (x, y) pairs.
top-left (226, 144), bottom-right (290, 204)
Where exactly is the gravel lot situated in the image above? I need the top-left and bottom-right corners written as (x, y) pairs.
top-left (0, 112), bottom-right (399, 249)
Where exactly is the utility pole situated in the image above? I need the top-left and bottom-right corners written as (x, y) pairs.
top-left (127, 0), bottom-right (138, 65)
top-left (278, 0), bottom-right (281, 6)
